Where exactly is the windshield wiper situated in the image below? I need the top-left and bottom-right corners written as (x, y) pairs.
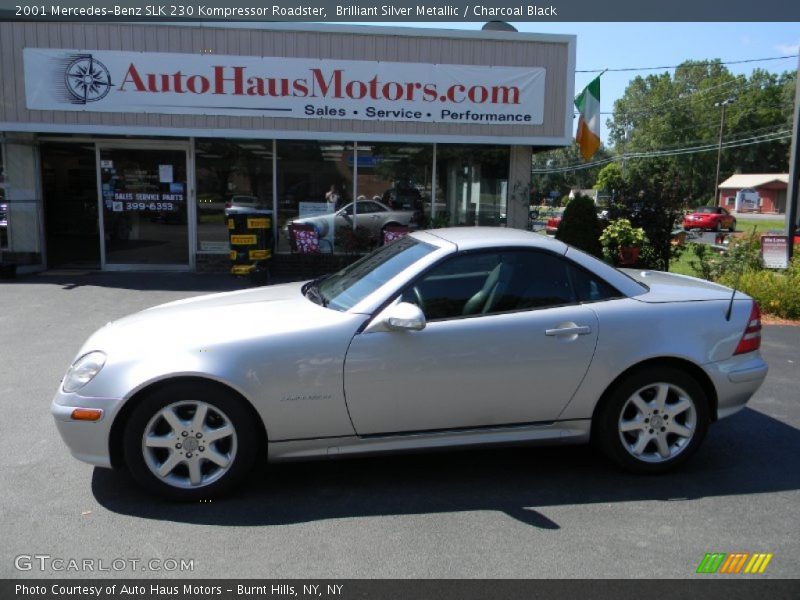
top-left (302, 277), bottom-right (328, 307)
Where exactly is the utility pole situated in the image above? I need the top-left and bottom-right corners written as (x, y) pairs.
top-left (785, 54), bottom-right (800, 259)
top-left (714, 99), bottom-right (734, 206)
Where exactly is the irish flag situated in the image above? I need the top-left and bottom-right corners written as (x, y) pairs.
top-left (575, 75), bottom-right (601, 161)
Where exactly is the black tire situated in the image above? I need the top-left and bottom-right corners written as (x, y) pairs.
top-left (123, 382), bottom-right (259, 501)
top-left (594, 367), bottom-right (710, 474)
top-left (729, 220), bottom-right (736, 233)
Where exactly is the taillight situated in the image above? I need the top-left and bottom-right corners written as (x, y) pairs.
top-left (734, 301), bottom-right (761, 355)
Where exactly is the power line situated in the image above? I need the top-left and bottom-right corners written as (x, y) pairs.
top-left (532, 130), bottom-right (792, 173)
top-left (582, 82), bottom-right (795, 119)
top-left (536, 123), bottom-right (792, 168)
top-left (577, 54), bottom-right (799, 74)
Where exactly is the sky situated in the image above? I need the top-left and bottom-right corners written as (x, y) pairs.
top-left (343, 21), bottom-right (800, 144)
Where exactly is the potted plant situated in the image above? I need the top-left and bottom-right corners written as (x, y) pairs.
top-left (599, 218), bottom-right (647, 266)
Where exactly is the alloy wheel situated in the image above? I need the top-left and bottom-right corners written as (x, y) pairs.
top-left (617, 382), bottom-right (697, 464)
top-left (141, 400), bottom-right (238, 489)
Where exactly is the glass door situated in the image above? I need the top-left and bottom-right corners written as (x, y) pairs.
top-left (98, 145), bottom-right (191, 268)
top-left (437, 145), bottom-right (509, 227)
top-left (41, 143), bottom-right (100, 268)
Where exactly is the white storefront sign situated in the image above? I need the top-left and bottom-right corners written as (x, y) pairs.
top-left (761, 235), bottom-right (789, 269)
top-left (24, 48), bottom-right (547, 126)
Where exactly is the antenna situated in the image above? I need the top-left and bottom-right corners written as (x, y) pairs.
top-left (725, 226), bottom-right (754, 321)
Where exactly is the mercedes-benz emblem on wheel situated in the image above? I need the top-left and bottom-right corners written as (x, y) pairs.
top-left (64, 55), bottom-right (112, 103)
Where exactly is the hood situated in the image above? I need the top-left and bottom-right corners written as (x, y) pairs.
top-left (80, 282), bottom-right (359, 359)
top-left (622, 269), bottom-right (737, 303)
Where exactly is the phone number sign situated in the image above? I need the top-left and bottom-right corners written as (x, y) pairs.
top-left (112, 192), bottom-right (183, 212)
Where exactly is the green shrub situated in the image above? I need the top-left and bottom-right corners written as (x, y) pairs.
top-left (718, 257), bottom-right (800, 319)
top-left (690, 228), bottom-right (800, 319)
top-left (556, 194), bottom-right (603, 258)
top-left (688, 228), bottom-right (761, 281)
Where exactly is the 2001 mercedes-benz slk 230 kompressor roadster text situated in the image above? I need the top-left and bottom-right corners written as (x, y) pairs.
top-left (52, 228), bottom-right (768, 500)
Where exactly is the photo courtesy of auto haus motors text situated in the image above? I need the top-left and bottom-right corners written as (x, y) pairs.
top-left (24, 48), bottom-right (546, 124)
top-left (14, 583), bottom-right (344, 597)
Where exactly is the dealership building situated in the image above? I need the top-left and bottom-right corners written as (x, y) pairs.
top-left (0, 22), bottom-right (575, 272)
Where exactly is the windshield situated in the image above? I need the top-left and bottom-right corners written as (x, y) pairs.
top-left (694, 206), bottom-right (717, 214)
top-left (307, 237), bottom-right (435, 312)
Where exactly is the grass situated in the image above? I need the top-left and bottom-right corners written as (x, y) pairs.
top-left (668, 216), bottom-right (787, 278)
top-left (669, 244), bottom-right (702, 277)
top-left (735, 217), bottom-right (785, 235)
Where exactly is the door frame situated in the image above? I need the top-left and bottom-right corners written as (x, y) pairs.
top-left (95, 140), bottom-right (194, 271)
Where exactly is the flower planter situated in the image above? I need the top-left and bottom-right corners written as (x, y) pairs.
top-left (618, 246), bottom-right (640, 266)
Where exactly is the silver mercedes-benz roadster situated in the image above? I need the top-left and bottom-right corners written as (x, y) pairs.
top-left (52, 228), bottom-right (768, 500)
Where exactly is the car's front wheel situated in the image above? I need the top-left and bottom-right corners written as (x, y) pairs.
top-left (123, 382), bottom-right (259, 500)
top-left (594, 367), bottom-right (710, 473)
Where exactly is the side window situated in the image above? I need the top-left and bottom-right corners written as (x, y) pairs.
top-left (400, 250), bottom-right (615, 320)
top-left (400, 251), bottom-right (503, 320)
top-left (566, 262), bottom-right (622, 303)
top-left (491, 251), bottom-right (576, 311)
top-left (364, 201), bottom-right (386, 213)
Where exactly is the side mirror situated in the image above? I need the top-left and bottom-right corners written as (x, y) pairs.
top-left (367, 302), bottom-right (426, 333)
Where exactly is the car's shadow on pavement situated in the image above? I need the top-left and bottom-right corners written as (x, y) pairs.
top-left (92, 408), bottom-right (800, 529)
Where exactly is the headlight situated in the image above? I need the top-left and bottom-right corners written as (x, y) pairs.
top-left (62, 351), bottom-right (106, 393)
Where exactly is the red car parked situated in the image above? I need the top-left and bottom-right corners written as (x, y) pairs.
top-left (683, 206), bottom-right (737, 232)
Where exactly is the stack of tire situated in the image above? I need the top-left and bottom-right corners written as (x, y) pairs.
top-left (228, 209), bottom-right (273, 283)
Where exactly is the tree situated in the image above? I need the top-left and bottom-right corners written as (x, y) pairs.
top-left (607, 60), bottom-right (793, 204)
top-left (594, 163), bottom-right (625, 195)
top-left (531, 143), bottom-right (611, 203)
top-left (606, 178), bottom-right (685, 271)
top-left (556, 194), bottom-right (603, 257)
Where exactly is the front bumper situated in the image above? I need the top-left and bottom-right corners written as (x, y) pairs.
top-left (704, 353), bottom-right (768, 419)
top-left (51, 388), bottom-right (126, 468)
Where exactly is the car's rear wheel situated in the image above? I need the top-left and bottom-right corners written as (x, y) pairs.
top-left (123, 382), bottom-right (258, 501)
top-left (595, 367), bottom-right (710, 473)
top-left (729, 220), bottom-right (736, 232)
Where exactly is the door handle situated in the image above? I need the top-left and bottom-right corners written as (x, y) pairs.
top-left (545, 325), bottom-right (592, 336)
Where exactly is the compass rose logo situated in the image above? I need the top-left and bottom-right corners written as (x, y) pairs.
top-left (64, 55), bottom-right (112, 103)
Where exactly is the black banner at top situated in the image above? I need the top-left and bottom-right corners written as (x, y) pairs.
top-left (1, 0), bottom-right (800, 22)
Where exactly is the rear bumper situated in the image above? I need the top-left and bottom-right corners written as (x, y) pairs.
top-left (704, 353), bottom-right (768, 419)
top-left (684, 219), bottom-right (715, 229)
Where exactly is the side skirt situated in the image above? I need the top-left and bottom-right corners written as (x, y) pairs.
top-left (268, 419), bottom-right (591, 462)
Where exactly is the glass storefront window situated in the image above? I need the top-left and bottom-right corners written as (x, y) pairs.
top-left (99, 147), bottom-right (189, 265)
top-left (0, 143), bottom-right (7, 249)
top-left (275, 140), bottom-right (352, 254)
top-left (436, 145), bottom-right (509, 227)
top-left (276, 141), bottom-right (434, 254)
top-left (195, 139), bottom-right (274, 255)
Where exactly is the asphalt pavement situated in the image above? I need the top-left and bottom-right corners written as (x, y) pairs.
top-left (0, 271), bottom-right (798, 579)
